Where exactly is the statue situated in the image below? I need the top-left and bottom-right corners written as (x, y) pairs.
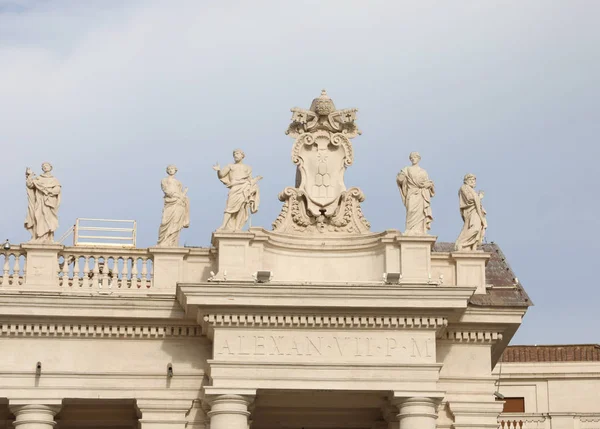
top-left (396, 152), bottom-right (435, 235)
top-left (24, 162), bottom-right (61, 243)
top-left (272, 90), bottom-right (371, 234)
top-left (454, 173), bottom-right (487, 251)
top-left (157, 165), bottom-right (190, 246)
top-left (212, 149), bottom-right (262, 231)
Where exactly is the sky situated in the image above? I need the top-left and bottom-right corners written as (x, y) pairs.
top-left (1, 0), bottom-right (599, 345)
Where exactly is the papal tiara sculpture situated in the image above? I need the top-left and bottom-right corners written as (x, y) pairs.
top-left (272, 90), bottom-right (371, 234)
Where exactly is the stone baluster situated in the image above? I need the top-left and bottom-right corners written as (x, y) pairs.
top-left (13, 253), bottom-right (22, 285)
top-left (131, 257), bottom-right (139, 288)
top-left (97, 256), bottom-right (107, 289)
top-left (82, 256), bottom-right (91, 288)
top-left (91, 257), bottom-right (100, 288)
top-left (141, 256), bottom-right (148, 288)
top-left (60, 255), bottom-right (70, 287)
top-left (1, 252), bottom-right (9, 286)
top-left (73, 256), bottom-right (81, 287)
top-left (115, 256), bottom-right (123, 288)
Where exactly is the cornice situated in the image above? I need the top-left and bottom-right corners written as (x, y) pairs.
top-left (0, 322), bottom-right (202, 339)
top-left (0, 292), bottom-right (183, 320)
top-left (203, 314), bottom-right (448, 330)
top-left (441, 329), bottom-right (503, 343)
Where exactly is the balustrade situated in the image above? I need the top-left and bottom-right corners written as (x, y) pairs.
top-left (58, 248), bottom-right (153, 290)
top-left (498, 414), bottom-right (549, 429)
top-left (0, 248), bottom-right (26, 286)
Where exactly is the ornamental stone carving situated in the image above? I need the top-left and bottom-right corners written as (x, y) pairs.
top-left (157, 165), bottom-right (190, 246)
top-left (396, 152), bottom-right (435, 235)
top-left (454, 173), bottom-right (487, 251)
top-left (272, 90), bottom-right (370, 234)
top-left (24, 162), bottom-right (61, 243)
top-left (213, 149), bottom-right (262, 232)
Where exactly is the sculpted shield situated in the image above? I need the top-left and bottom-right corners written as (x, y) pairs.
top-left (295, 130), bottom-right (350, 216)
top-left (272, 90), bottom-right (370, 234)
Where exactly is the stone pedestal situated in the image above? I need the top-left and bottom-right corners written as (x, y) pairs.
top-left (148, 247), bottom-right (190, 292)
top-left (395, 398), bottom-right (438, 429)
top-left (210, 232), bottom-right (261, 282)
top-left (451, 251), bottom-right (490, 294)
top-left (10, 404), bottom-right (60, 429)
top-left (206, 395), bottom-right (252, 429)
top-left (21, 244), bottom-right (63, 289)
top-left (397, 235), bottom-right (436, 284)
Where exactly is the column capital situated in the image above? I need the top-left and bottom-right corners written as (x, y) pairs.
top-left (203, 394), bottom-right (254, 429)
top-left (9, 404), bottom-right (61, 429)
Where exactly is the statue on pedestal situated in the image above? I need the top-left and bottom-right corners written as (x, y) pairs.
top-left (157, 165), bottom-right (190, 246)
top-left (272, 90), bottom-right (371, 234)
top-left (213, 149), bottom-right (262, 231)
top-left (396, 152), bottom-right (435, 235)
top-left (24, 162), bottom-right (61, 243)
top-left (454, 173), bottom-right (487, 251)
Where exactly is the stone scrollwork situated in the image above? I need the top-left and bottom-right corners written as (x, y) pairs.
top-left (273, 90), bottom-right (370, 235)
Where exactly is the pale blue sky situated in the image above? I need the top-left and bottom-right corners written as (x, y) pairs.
top-left (1, 1), bottom-right (599, 345)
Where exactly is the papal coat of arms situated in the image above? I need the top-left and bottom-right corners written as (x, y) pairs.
top-left (272, 90), bottom-right (370, 234)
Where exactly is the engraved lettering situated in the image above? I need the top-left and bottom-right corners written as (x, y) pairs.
top-left (237, 335), bottom-right (250, 355)
top-left (411, 338), bottom-right (431, 357)
top-left (270, 335), bottom-right (285, 355)
top-left (334, 336), bottom-right (351, 356)
top-left (306, 336), bottom-right (322, 356)
top-left (254, 335), bottom-right (265, 355)
top-left (366, 337), bottom-right (374, 356)
top-left (288, 338), bottom-right (303, 355)
top-left (386, 337), bottom-right (397, 356)
top-left (218, 339), bottom-right (233, 355)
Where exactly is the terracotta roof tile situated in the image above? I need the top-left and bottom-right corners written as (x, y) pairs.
top-left (500, 344), bottom-right (600, 362)
top-left (433, 242), bottom-right (532, 308)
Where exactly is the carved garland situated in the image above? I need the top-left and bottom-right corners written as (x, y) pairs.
top-left (203, 314), bottom-right (448, 330)
top-left (0, 323), bottom-right (202, 338)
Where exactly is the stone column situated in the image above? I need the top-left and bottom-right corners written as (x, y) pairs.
top-left (10, 405), bottom-right (60, 429)
top-left (206, 395), bottom-right (251, 429)
top-left (396, 398), bottom-right (438, 429)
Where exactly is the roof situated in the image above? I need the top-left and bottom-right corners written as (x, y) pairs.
top-left (501, 344), bottom-right (600, 362)
top-left (433, 242), bottom-right (532, 308)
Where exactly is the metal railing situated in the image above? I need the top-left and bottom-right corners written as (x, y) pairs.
top-left (71, 218), bottom-right (137, 247)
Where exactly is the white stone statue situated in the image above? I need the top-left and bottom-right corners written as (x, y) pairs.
top-left (157, 165), bottom-right (190, 246)
top-left (212, 149), bottom-right (262, 231)
top-left (454, 173), bottom-right (487, 251)
top-left (24, 162), bottom-right (61, 243)
top-left (396, 152), bottom-right (435, 235)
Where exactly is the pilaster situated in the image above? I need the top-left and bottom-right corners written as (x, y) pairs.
top-left (136, 399), bottom-right (191, 429)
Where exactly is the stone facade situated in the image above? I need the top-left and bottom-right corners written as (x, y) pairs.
top-left (0, 91), bottom-right (534, 429)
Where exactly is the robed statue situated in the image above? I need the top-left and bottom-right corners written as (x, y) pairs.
top-left (157, 165), bottom-right (190, 246)
top-left (396, 152), bottom-right (435, 235)
top-left (454, 173), bottom-right (487, 251)
top-left (25, 162), bottom-right (61, 243)
top-left (213, 149), bottom-right (262, 231)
